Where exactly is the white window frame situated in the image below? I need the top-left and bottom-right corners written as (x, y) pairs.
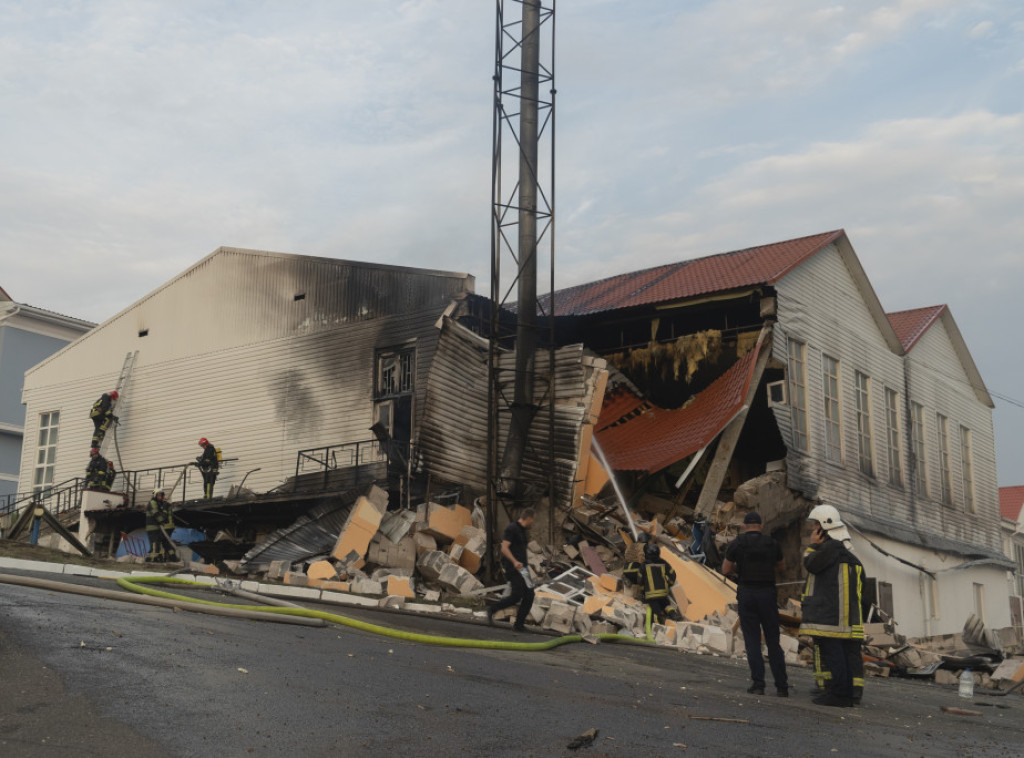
top-left (884, 387), bottom-right (903, 487)
top-left (960, 425), bottom-right (975, 514)
top-left (33, 410), bottom-right (60, 495)
top-left (911, 402), bottom-right (929, 498)
top-left (854, 370), bottom-right (874, 477)
top-left (937, 413), bottom-right (953, 506)
top-left (787, 338), bottom-right (808, 451)
top-left (822, 354), bottom-right (843, 463)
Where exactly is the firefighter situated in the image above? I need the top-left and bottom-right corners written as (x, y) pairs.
top-left (624, 542), bottom-right (681, 637)
top-left (145, 489), bottom-right (177, 563)
top-left (196, 437), bottom-right (219, 499)
top-left (105, 460), bottom-right (117, 491)
top-left (90, 390), bottom-right (119, 448)
top-left (799, 504), bottom-right (866, 708)
top-left (84, 448), bottom-right (110, 491)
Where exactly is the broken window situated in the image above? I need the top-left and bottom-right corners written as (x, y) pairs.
top-left (936, 413), bottom-right (953, 506)
top-left (787, 338), bottom-right (808, 451)
top-left (960, 425), bottom-right (975, 514)
top-left (911, 402), bottom-right (929, 497)
top-left (376, 348), bottom-right (415, 399)
top-left (1016, 544), bottom-right (1024, 598)
top-left (854, 371), bottom-right (874, 477)
top-left (822, 354), bottom-right (842, 463)
top-left (884, 387), bottom-right (902, 487)
top-left (33, 411), bottom-right (60, 495)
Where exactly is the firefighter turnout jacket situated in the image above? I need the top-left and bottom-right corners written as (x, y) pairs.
top-left (623, 558), bottom-right (676, 600)
top-left (799, 538), bottom-right (865, 640)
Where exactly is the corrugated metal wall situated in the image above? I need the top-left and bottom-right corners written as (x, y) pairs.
top-left (419, 318), bottom-right (605, 510)
top-left (18, 250), bottom-right (472, 497)
top-left (771, 244), bottom-right (1001, 555)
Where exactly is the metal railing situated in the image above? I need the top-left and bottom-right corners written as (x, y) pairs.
top-left (120, 458), bottom-right (238, 507)
top-left (0, 478), bottom-right (86, 519)
top-left (294, 439), bottom-right (390, 492)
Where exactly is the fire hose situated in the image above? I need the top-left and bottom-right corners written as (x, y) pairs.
top-left (0, 573), bottom-right (651, 652)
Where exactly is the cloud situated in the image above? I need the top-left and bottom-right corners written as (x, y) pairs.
top-left (968, 20), bottom-right (995, 38)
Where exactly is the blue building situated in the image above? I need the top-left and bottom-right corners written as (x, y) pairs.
top-left (0, 286), bottom-right (94, 502)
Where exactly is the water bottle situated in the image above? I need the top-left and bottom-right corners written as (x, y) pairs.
top-left (519, 566), bottom-right (535, 589)
top-left (958, 668), bottom-right (974, 699)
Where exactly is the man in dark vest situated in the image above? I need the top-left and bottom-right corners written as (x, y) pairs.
top-left (722, 511), bottom-right (790, 697)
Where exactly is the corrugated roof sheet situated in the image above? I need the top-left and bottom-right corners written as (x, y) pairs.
top-left (594, 344), bottom-right (762, 473)
top-left (545, 230), bottom-right (844, 316)
top-left (999, 485), bottom-right (1024, 522)
top-left (886, 305), bottom-right (947, 352)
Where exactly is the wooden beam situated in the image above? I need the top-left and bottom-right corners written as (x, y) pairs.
top-left (694, 326), bottom-right (774, 518)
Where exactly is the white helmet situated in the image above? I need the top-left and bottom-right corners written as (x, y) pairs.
top-left (808, 504), bottom-right (852, 544)
top-left (153, 488), bottom-right (165, 497)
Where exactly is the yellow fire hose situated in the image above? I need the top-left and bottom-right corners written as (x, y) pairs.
top-left (1, 572), bottom-right (651, 652)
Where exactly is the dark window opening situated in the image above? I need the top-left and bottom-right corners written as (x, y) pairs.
top-left (294, 293), bottom-right (306, 301)
top-left (138, 329), bottom-right (149, 337)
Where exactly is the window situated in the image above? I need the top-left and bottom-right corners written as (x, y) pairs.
top-left (911, 402), bottom-right (929, 497)
top-left (787, 338), bottom-right (808, 451)
top-left (33, 411), bottom-right (60, 495)
top-left (937, 413), bottom-right (953, 506)
top-left (973, 583), bottom-right (986, 625)
top-left (960, 426), bottom-right (975, 513)
top-left (924, 574), bottom-right (940, 620)
top-left (375, 348), bottom-right (415, 399)
top-left (854, 371), bottom-right (874, 476)
top-left (1015, 544), bottom-right (1024, 598)
top-left (822, 355), bottom-right (842, 463)
top-left (885, 388), bottom-right (903, 487)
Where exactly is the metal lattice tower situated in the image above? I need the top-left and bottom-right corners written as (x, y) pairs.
top-left (486, 0), bottom-right (557, 570)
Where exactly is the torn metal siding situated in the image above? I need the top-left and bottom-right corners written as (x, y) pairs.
top-left (418, 318), bottom-right (605, 510)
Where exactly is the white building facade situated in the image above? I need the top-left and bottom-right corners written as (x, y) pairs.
top-left (17, 248), bottom-right (473, 502)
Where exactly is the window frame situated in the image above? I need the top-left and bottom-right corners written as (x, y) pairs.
top-left (787, 338), bottom-right (809, 452)
top-left (822, 354), bottom-right (843, 464)
top-left (33, 410), bottom-right (60, 495)
top-left (854, 370), bottom-right (875, 477)
top-left (911, 402), bottom-right (929, 498)
top-left (884, 387), bottom-right (903, 487)
top-left (959, 425), bottom-right (975, 514)
top-left (936, 413), bottom-right (953, 506)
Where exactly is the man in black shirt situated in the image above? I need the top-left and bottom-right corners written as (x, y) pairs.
top-left (722, 511), bottom-right (789, 697)
top-left (486, 507), bottom-right (536, 631)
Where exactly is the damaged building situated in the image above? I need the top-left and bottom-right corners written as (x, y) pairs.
top-left (527, 228), bottom-right (1011, 638)
top-left (12, 247), bottom-right (474, 552)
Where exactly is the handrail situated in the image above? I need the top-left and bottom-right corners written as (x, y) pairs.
top-left (294, 439), bottom-right (389, 492)
top-left (0, 478), bottom-right (85, 518)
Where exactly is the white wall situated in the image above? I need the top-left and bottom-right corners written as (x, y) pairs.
top-left (852, 532), bottom-right (1011, 637)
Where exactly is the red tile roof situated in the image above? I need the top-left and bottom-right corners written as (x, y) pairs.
top-left (999, 486), bottom-right (1024, 522)
top-left (886, 305), bottom-right (947, 352)
top-left (548, 230), bottom-right (845, 316)
top-left (594, 344), bottom-right (762, 473)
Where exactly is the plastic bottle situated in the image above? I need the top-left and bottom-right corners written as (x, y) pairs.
top-left (958, 668), bottom-right (974, 699)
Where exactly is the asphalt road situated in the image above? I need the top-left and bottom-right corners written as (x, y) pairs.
top-left (1, 568), bottom-right (1021, 758)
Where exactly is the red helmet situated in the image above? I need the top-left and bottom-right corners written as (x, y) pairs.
top-left (109, 390), bottom-right (119, 400)
top-left (89, 447), bottom-right (99, 455)
top-left (198, 437), bottom-right (209, 446)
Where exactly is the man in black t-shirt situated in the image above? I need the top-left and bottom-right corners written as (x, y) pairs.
top-left (486, 507), bottom-right (536, 631)
top-left (722, 511), bottom-right (789, 697)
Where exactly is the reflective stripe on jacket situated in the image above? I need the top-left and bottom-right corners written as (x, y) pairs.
top-left (799, 539), bottom-right (865, 640)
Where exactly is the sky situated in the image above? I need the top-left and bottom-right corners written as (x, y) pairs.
top-left (1, 0), bottom-right (1022, 484)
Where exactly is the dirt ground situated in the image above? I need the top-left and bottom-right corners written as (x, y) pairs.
top-left (0, 539), bottom-right (136, 574)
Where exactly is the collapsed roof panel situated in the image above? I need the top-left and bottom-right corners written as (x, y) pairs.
top-left (594, 342), bottom-right (762, 474)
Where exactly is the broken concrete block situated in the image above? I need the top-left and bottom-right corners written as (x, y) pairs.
top-left (582, 594), bottom-right (611, 617)
top-left (331, 494), bottom-right (388, 567)
top-left (320, 580), bottom-right (351, 593)
top-left (563, 543), bottom-right (580, 560)
top-left (543, 601), bottom-right (576, 634)
top-left (387, 574), bottom-right (416, 599)
top-left (379, 509), bottom-right (418, 543)
top-left (413, 532), bottom-right (438, 556)
top-left (590, 621), bottom-right (617, 636)
top-left (448, 543), bottom-right (466, 562)
top-left (701, 626), bottom-right (732, 656)
top-left (267, 560), bottom-right (290, 581)
top-left (372, 567), bottom-right (412, 582)
top-left (453, 526), bottom-right (486, 574)
top-left (420, 503), bottom-right (473, 543)
top-left (573, 610), bottom-right (593, 635)
top-left (437, 562), bottom-right (484, 595)
top-left (933, 669), bottom-right (958, 686)
top-left (350, 577), bottom-right (383, 596)
top-left (367, 533), bottom-right (418, 570)
top-left (379, 595), bottom-right (406, 609)
top-left (417, 550), bottom-right (454, 581)
top-left (307, 560), bottom-right (338, 582)
top-left (420, 588), bottom-right (441, 602)
top-left (991, 658), bottom-right (1024, 683)
top-left (282, 571), bottom-right (309, 587)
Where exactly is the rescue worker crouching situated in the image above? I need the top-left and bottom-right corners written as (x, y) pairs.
top-left (90, 390), bottom-right (118, 448)
top-left (623, 542), bottom-right (682, 637)
top-left (85, 448), bottom-right (111, 491)
top-left (145, 489), bottom-right (178, 563)
top-left (196, 437), bottom-right (219, 499)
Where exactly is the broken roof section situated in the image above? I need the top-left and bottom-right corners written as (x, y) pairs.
top-left (544, 230), bottom-right (844, 316)
top-left (594, 341), bottom-right (763, 473)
